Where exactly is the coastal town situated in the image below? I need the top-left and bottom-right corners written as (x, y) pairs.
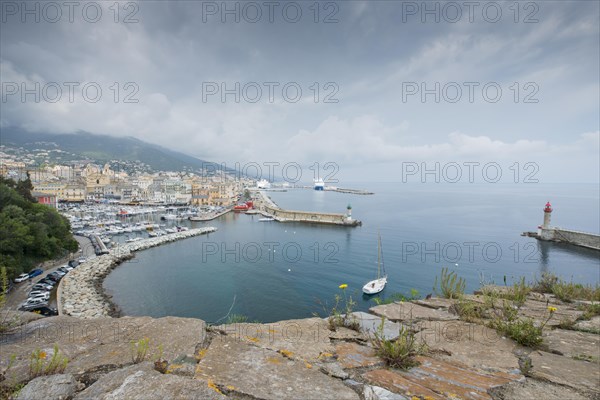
top-left (1, 148), bottom-right (249, 208)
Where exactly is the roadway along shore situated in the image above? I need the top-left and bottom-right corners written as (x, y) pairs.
top-left (58, 227), bottom-right (217, 319)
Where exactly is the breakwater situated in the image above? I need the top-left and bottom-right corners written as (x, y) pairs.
top-left (58, 227), bottom-right (217, 319)
top-left (252, 190), bottom-right (361, 226)
top-left (523, 228), bottom-right (600, 251)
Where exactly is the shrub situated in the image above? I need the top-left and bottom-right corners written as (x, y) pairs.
top-left (226, 314), bottom-right (249, 324)
top-left (532, 272), bottom-right (559, 294)
top-left (433, 268), bottom-right (465, 299)
top-left (130, 338), bottom-right (150, 364)
top-left (328, 284), bottom-right (359, 331)
top-left (29, 345), bottom-right (69, 379)
top-left (493, 318), bottom-right (543, 347)
top-left (453, 298), bottom-right (488, 322)
top-left (510, 277), bottom-right (531, 307)
top-left (371, 317), bottom-right (426, 369)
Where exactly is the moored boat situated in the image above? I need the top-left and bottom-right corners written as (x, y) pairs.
top-left (363, 234), bottom-right (388, 295)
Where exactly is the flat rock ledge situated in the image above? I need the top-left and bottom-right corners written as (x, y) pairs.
top-left (58, 227), bottom-right (216, 319)
top-left (7, 297), bottom-right (598, 399)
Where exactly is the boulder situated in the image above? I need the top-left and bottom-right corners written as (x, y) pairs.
top-left (75, 362), bottom-right (225, 399)
top-left (16, 374), bottom-right (82, 400)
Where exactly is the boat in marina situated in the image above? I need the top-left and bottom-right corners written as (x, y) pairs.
top-left (362, 234), bottom-right (387, 295)
top-left (234, 201), bottom-right (253, 212)
top-left (258, 217), bottom-right (274, 222)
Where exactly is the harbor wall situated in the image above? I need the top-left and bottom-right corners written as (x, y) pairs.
top-left (539, 228), bottom-right (600, 250)
top-left (252, 190), bottom-right (361, 226)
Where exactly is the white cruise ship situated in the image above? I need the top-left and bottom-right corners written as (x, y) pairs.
top-left (314, 178), bottom-right (325, 191)
top-left (256, 179), bottom-right (271, 189)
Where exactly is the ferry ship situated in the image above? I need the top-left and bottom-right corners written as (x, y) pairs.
top-left (256, 179), bottom-right (271, 189)
top-left (314, 178), bottom-right (325, 191)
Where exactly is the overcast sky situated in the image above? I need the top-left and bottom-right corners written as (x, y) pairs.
top-left (1, 1), bottom-right (598, 183)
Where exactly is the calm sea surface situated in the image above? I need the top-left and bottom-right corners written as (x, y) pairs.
top-left (104, 183), bottom-right (600, 323)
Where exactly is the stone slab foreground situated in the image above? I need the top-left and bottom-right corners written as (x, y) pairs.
top-left (1, 315), bottom-right (206, 383)
top-left (196, 335), bottom-right (359, 400)
top-left (528, 350), bottom-right (600, 397)
top-left (364, 356), bottom-right (522, 400)
top-left (211, 317), bottom-right (333, 362)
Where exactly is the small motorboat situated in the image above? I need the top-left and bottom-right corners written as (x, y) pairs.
top-left (258, 217), bottom-right (274, 222)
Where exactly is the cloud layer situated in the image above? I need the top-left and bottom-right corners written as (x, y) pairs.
top-left (1, 1), bottom-right (598, 182)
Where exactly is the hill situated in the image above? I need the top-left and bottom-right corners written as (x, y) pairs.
top-left (0, 128), bottom-right (225, 174)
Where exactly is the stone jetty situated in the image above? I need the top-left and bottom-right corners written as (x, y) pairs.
top-left (58, 227), bottom-right (216, 319)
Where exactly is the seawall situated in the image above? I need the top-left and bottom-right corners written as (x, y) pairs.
top-left (57, 227), bottom-right (217, 319)
top-left (535, 227), bottom-right (600, 251)
top-left (252, 190), bottom-right (361, 226)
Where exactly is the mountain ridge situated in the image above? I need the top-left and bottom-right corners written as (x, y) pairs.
top-left (0, 128), bottom-right (225, 173)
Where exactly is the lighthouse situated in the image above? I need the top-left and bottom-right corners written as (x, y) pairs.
top-left (346, 204), bottom-right (352, 222)
top-left (542, 201), bottom-right (552, 229)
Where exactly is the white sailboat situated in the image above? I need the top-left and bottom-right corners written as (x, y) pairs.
top-left (362, 234), bottom-right (387, 294)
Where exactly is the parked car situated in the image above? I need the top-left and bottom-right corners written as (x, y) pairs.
top-left (28, 292), bottom-right (50, 301)
top-left (45, 274), bottom-right (61, 283)
top-left (28, 269), bottom-right (43, 278)
top-left (20, 298), bottom-right (48, 310)
top-left (68, 260), bottom-right (80, 268)
top-left (53, 270), bottom-right (66, 277)
top-left (38, 278), bottom-right (56, 286)
top-left (28, 289), bottom-right (50, 296)
top-left (32, 283), bottom-right (53, 291)
top-left (14, 273), bottom-right (30, 283)
top-left (29, 306), bottom-right (58, 316)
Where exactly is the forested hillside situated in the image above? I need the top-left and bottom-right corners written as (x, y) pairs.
top-left (0, 177), bottom-right (78, 278)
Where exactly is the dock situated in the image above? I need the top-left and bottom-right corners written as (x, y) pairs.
top-left (327, 187), bottom-right (374, 195)
top-left (251, 190), bottom-right (362, 226)
top-left (189, 208), bottom-right (232, 222)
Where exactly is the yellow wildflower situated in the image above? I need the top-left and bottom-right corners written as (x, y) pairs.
top-left (548, 306), bottom-right (557, 313)
top-left (339, 284), bottom-right (348, 289)
top-left (39, 351), bottom-right (47, 359)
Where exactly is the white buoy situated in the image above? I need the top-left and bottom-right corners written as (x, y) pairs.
top-left (455, 263), bottom-right (459, 266)
top-left (288, 269), bottom-right (291, 272)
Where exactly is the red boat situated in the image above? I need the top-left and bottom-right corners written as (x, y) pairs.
top-left (233, 201), bottom-right (253, 212)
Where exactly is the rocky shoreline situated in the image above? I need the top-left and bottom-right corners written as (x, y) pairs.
top-left (58, 227), bottom-right (217, 319)
top-left (2, 288), bottom-right (598, 400)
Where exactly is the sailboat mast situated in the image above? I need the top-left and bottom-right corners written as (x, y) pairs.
top-left (377, 234), bottom-right (381, 279)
